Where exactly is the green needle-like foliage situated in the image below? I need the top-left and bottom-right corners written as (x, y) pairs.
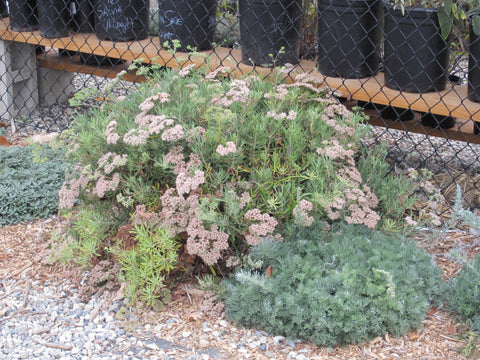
top-left (223, 223), bottom-right (445, 347)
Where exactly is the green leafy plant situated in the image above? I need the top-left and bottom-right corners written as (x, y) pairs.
top-left (56, 62), bottom-right (425, 305)
top-left (111, 225), bottom-right (180, 308)
top-left (58, 202), bottom-right (126, 266)
top-left (0, 145), bottom-right (66, 226)
top-left (222, 222), bottom-right (446, 347)
top-left (457, 0), bottom-right (480, 35)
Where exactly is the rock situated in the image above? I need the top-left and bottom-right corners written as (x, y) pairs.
top-left (25, 132), bottom-right (59, 145)
top-left (273, 335), bottom-right (285, 346)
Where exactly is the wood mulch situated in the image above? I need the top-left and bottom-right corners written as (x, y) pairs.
top-left (0, 216), bottom-right (479, 359)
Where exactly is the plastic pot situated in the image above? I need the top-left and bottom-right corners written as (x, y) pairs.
top-left (73, 0), bottom-right (96, 33)
top-left (158, 0), bottom-right (217, 51)
top-left (468, 22), bottom-right (480, 103)
top-left (420, 112), bottom-right (456, 129)
top-left (239, 0), bottom-right (303, 67)
top-left (95, 0), bottom-right (149, 41)
top-left (38, 0), bottom-right (70, 38)
top-left (383, 3), bottom-right (449, 93)
top-left (381, 106), bottom-right (415, 121)
top-left (79, 53), bottom-right (124, 67)
top-left (0, 0), bottom-right (8, 18)
top-left (9, 0), bottom-right (38, 32)
top-left (317, 0), bottom-right (382, 78)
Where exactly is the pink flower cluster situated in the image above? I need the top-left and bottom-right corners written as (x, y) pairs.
top-left (97, 152), bottom-right (127, 174)
top-left (162, 145), bottom-right (204, 195)
top-left (244, 209), bottom-right (278, 245)
top-left (286, 82), bottom-right (321, 94)
top-left (278, 63), bottom-right (295, 74)
top-left (158, 189), bottom-right (229, 265)
top-left (316, 139), bottom-right (355, 165)
top-left (317, 131), bottom-right (381, 228)
top-left (321, 103), bottom-right (356, 137)
top-left (186, 218), bottom-right (229, 266)
top-left (105, 120), bottom-right (120, 144)
top-left (163, 145), bottom-right (187, 174)
top-left (266, 110), bottom-right (297, 121)
top-left (123, 128), bottom-right (149, 146)
top-left (294, 73), bottom-right (318, 84)
top-left (216, 141), bottom-right (237, 156)
top-left (133, 204), bottom-right (159, 226)
top-left (264, 84), bottom-right (288, 100)
top-left (206, 66), bottom-right (231, 82)
top-left (293, 199), bottom-right (314, 226)
top-left (239, 192), bottom-right (251, 209)
top-left (118, 90), bottom-right (178, 147)
top-left (178, 64), bottom-right (196, 78)
top-left (325, 197), bottom-right (345, 221)
top-left (343, 185), bottom-right (380, 229)
top-left (161, 124), bottom-right (184, 142)
top-left (135, 113), bottom-right (175, 135)
top-left (175, 170), bottom-right (205, 196)
top-left (58, 168), bottom-right (90, 209)
top-left (138, 92), bottom-right (170, 112)
top-left (325, 185), bottom-right (380, 228)
top-left (95, 172), bottom-right (120, 198)
top-left (211, 79), bottom-right (250, 106)
top-left (159, 188), bottom-right (199, 234)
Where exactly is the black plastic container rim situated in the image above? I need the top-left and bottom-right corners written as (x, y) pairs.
top-left (240, 0), bottom-right (299, 4)
top-left (383, 1), bottom-right (438, 17)
top-left (318, 0), bottom-right (380, 6)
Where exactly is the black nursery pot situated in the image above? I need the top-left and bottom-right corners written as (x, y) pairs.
top-left (9, 0), bottom-right (38, 32)
top-left (383, 4), bottom-right (449, 93)
top-left (79, 53), bottom-right (124, 67)
top-left (468, 22), bottom-right (480, 103)
top-left (420, 112), bottom-right (456, 129)
top-left (95, 0), bottom-right (149, 41)
top-left (317, 0), bottom-right (382, 78)
top-left (239, 0), bottom-right (303, 67)
top-left (0, 0), bottom-right (8, 18)
top-left (38, 0), bottom-right (71, 38)
top-left (158, 0), bottom-right (217, 51)
top-left (381, 106), bottom-right (415, 121)
top-left (73, 0), bottom-right (96, 33)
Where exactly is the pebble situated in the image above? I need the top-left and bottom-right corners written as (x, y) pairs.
top-left (0, 278), bottom-right (145, 360)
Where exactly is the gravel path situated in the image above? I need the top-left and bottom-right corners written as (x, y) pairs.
top-left (1, 278), bottom-right (132, 360)
top-left (0, 275), bottom-right (306, 360)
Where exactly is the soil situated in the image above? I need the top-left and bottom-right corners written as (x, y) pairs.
top-left (1, 216), bottom-right (479, 359)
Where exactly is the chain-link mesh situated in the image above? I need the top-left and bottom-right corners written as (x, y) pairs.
top-left (0, 0), bottom-right (480, 210)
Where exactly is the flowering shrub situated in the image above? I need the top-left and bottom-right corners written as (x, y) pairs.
top-left (57, 63), bottom-right (419, 300)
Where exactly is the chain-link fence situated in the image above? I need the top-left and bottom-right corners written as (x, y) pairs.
top-left (0, 0), bottom-right (480, 210)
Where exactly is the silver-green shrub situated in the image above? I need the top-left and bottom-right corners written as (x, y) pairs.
top-left (223, 222), bottom-right (445, 346)
top-left (0, 145), bottom-right (66, 226)
top-left (447, 185), bottom-right (480, 332)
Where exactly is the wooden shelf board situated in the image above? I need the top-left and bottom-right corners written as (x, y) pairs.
top-left (365, 111), bottom-right (480, 144)
top-left (1, 18), bottom-right (480, 123)
top-left (37, 50), bottom-right (144, 82)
